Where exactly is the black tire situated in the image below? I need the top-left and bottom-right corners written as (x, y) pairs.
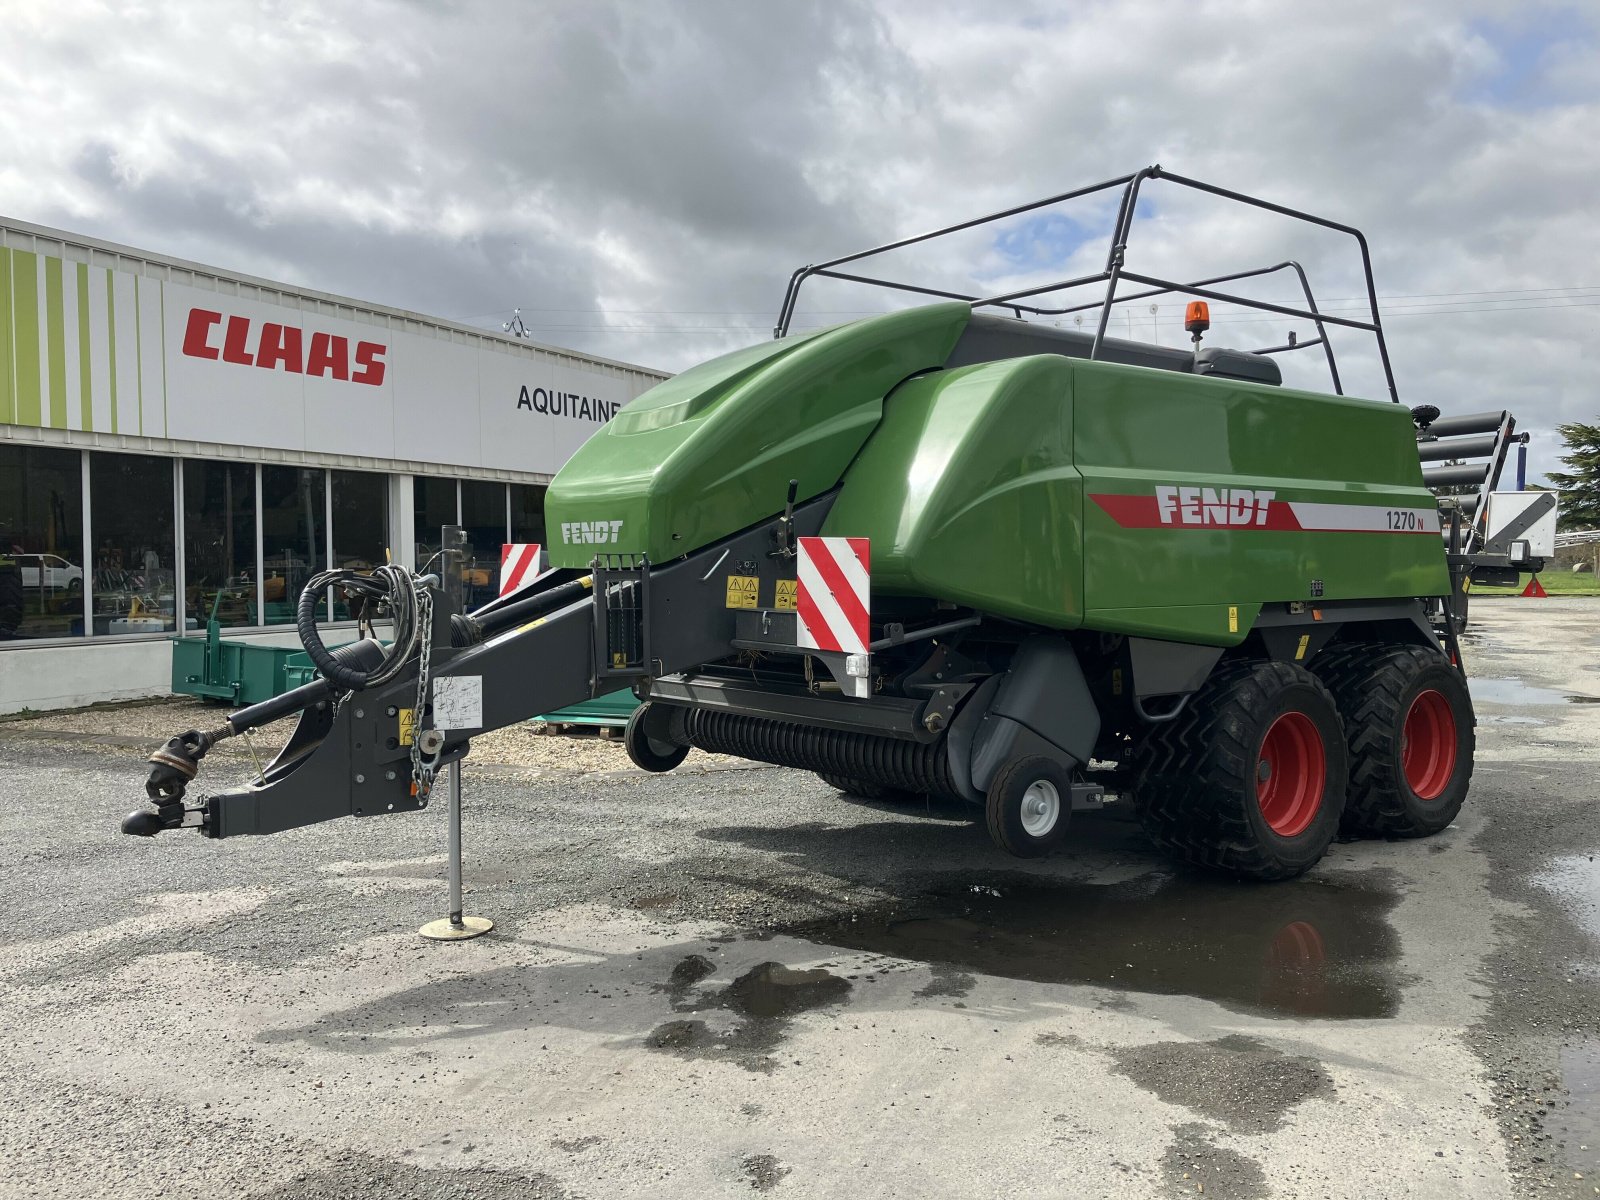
top-left (1134, 660), bottom-right (1347, 881)
top-left (816, 772), bottom-right (901, 801)
top-left (624, 703), bottom-right (690, 773)
top-left (1312, 643), bottom-right (1474, 837)
top-left (985, 755), bottom-right (1072, 858)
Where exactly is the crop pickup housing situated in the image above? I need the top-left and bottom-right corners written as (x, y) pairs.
top-left (126, 166), bottom-right (1492, 884)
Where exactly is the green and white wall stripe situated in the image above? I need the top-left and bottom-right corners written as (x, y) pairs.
top-left (0, 247), bottom-right (166, 438)
top-left (1, 217), bottom-right (667, 472)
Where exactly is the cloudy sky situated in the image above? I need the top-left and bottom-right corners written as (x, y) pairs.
top-left (3, 0), bottom-right (1596, 477)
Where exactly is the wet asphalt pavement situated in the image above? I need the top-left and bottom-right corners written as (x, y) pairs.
top-left (3, 598), bottom-right (1600, 1199)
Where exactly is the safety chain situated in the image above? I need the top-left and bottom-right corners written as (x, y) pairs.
top-left (409, 581), bottom-right (439, 801)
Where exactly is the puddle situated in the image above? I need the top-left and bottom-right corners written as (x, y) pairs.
top-left (645, 960), bottom-right (851, 1072)
top-left (1114, 1035), bottom-right (1334, 1133)
top-left (786, 872), bottom-right (1402, 1019)
top-left (1560, 1041), bottom-right (1600, 1176)
top-left (1533, 856), bottom-right (1600, 947)
top-left (1162, 1123), bottom-right (1269, 1200)
top-left (659, 953), bottom-right (718, 1007)
top-left (724, 961), bottom-right (851, 1019)
top-left (1470, 678), bottom-right (1600, 706)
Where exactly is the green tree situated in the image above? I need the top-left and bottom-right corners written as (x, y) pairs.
top-left (1547, 422), bottom-right (1600, 530)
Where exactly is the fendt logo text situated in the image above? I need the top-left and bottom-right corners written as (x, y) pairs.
top-left (561, 521), bottom-right (624, 545)
top-left (182, 308), bottom-right (387, 387)
top-left (1155, 485), bottom-right (1277, 527)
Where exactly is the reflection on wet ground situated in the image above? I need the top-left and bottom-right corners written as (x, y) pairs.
top-left (785, 870), bottom-right (1403, 1019)
top-left (1534, 856), bottom-right (1600, 948)
top-left (1470, 677), bottom-right (1600, 706)
top-left (1561, 1041), bottom-right (1600, 1179)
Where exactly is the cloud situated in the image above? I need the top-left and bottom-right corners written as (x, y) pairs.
top-left (1, 0), bottom-right (1595, 476)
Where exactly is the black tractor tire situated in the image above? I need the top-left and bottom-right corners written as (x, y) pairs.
top-left (985, 755), bottom-right (1073, 858)
top-left (1134, 660), bottom-right (1347, 881)
top-left (1312, 643), bottom-right (1474, 838)
top-left (624, 704), bottom-right (690, 773)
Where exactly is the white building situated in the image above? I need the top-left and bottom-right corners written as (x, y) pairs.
top-left (0, 217), bottom-right (666, 713)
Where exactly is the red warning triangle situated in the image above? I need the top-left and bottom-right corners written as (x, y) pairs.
top-left (1521, 575), bottom-right (1549, 598)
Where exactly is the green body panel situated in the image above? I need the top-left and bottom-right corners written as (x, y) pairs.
top-left (826, 355), bottom-right (1443, 642)
top-left (1071, 360), bottom-right (1446, 643)
top-left (822, 356), bottom-right (1085, 628)
top-left (544, 303), bottom-right (971, 567)
top-left (542, 302), bottom-right (1448, 644)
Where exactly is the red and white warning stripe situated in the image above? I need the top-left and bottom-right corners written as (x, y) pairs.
top-left (499, 543), bottom-right (543, 597)
top-left (796, 536), bottom-right (871, 654)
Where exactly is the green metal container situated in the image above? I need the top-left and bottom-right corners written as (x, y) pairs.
top-left (170, 630), bottom-right (306, 706)
top-left (172, 593), bottom-right (350, 706)
top-left (534, 688), bottom-right (640, 730)
top-left (281, 653), bottom-right (318, 691)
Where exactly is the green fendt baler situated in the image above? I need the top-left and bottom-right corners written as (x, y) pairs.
top-left (549, 302), bottom-right (1446, 639)
top-left (125, 167), bottom-right (1476, 886)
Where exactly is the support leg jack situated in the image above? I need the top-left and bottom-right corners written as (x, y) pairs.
top-left (420, 761), bottom-right (494, 941)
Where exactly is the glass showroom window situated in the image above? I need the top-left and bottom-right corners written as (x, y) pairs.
top-left (182, 461), bottom-right (257, 630)
top-left (510, 483), bottom-right (547, 549)
top-left (89, 451), bottom-right (177, 635)
top-left (261, 466), bottom-right (326, 626)
top-left (461, 480), bottom-right (507, 609)
top-left (330, 470), bottom-right (388, 621)
top-left (413, 476), bottom-right (457, 570)
top-left (0, 443), bottom-right (85, 641)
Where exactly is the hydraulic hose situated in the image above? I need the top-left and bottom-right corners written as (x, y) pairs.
top-left (294, 567), bottom-right (593, 694)
top-left (226, 638), bottom-right (390, 734)
top-left (472, 574), bottom-right (594, 638)
top-left (296, 563), bottom-right (421, 692)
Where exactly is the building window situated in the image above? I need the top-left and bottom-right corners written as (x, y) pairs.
top-left (261, 466), bottom-right (326, 626)
top-left (510, 483), bottom-right (546, 547)
top-left (413, 476), bottom-right (458, 571)
top-left (331, 470), bottom-right (388, 621)
top-left (182, 461), bottom-right (257, 630)
top-left (90, 451), bottom-right (176, 635)
top-left (0, 444), bottom-right (85, 641)
top-left (461, 480), bottom-right (506, 609)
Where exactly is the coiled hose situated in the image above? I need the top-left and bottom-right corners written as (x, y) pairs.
top-left (295, 564), bottom-right (422, 692)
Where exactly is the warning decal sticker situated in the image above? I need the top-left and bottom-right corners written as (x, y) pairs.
top-left (725, 575), bottom-right (759, 609)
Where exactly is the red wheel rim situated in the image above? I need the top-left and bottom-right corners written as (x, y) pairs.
top-left (1256, 712), bottom-right (1326, 838)
top-left (1402, 689), bottom-right (1457, 801)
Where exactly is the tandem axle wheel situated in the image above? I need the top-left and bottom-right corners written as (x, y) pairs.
top-left (984, 757), bottom-right (1106, 858)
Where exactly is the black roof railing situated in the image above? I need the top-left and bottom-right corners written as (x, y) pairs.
top-left (773, 164), bottom-right (1399, 403)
